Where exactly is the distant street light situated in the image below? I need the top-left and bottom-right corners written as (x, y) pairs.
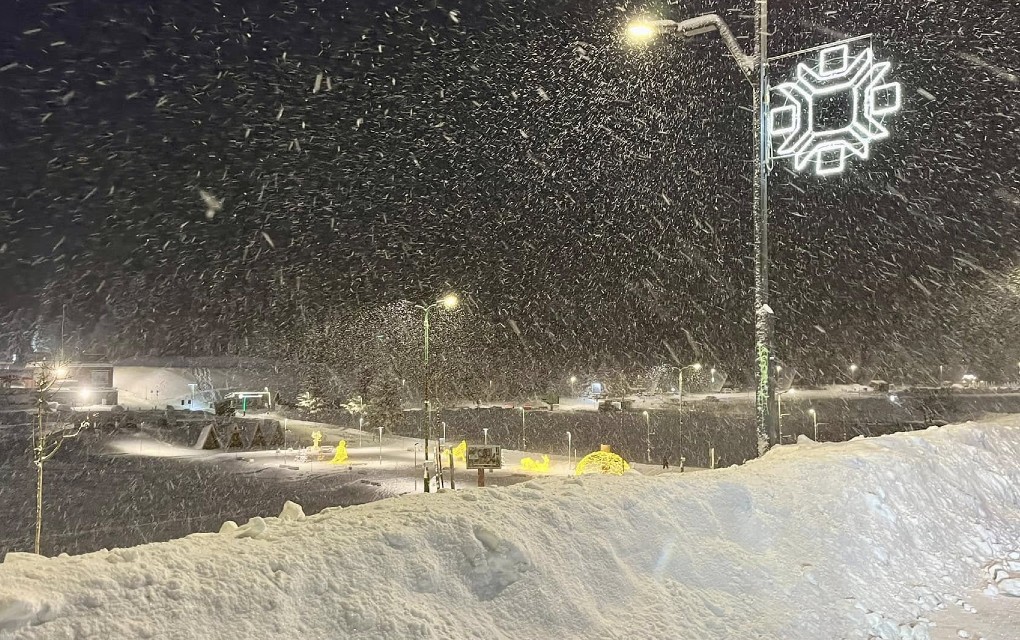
top-left (675, 363), bottom-right (702, 460)
top-left (850, 364), bottom-right (859, 381)
top-left (416, 293), bottom-right (459, 460)
top-left (520, 407), bottom-right (527, 450)
top-left (710, 368), bottom-right (716, 385)
top-left (808, 408), bottom-right (818, 441)
top-left (778, 388), bottom-right (795, 442)
top-left (482, 427), bottom-right (489, 445)
top-left (414, 442), bottom-right (420, 491)
top-left (566, 431), bottom-right (572, 469)
top-left (642, 411), bottom-right (652, 463)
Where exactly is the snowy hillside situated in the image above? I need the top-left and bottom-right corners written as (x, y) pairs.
top-left (2, 419), bottom-right (1020, 639)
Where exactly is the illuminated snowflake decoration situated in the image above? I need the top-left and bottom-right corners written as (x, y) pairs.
top-left (769, 44), bottom-right (902, 176)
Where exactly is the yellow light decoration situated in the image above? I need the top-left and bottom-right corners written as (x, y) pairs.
top-left (311, 431), bottom-right (323, 450)
top-left (574, 451), bottom-right (631, 476)
top-left (452, 440), bottom-right (467, 463)
top-left (330, 440), bottom-right (348, 464)
top-left (520, 454), bottom-right (551, 474)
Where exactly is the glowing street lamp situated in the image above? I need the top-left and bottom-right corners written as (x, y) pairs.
top-left (625, 21), bottom-right (656, 42)
top-left (625, 8), bottom-right (901, 457)
top-left (417, 293), bottom-right (459, 460)
top-left (808, 408), bottom-right (818, 441)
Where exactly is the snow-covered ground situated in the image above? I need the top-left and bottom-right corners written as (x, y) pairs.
top-left (2, 417), bottom-right (1020, 639)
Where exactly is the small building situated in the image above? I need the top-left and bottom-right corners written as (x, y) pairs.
top-left (7, 354), bottom-right (118, 405)
top-left (221, 390), bottom-right (273, 413)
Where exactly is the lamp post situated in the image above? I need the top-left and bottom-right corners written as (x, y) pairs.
top-left (777, 388), bottom-right (795, 443)
top-left (627, 9), bottom-right (776, 456)
top-left (378, 426), bottom-right (384, 465)
top-left (675, 363), bottom-right (702, 460)
top-left (520, 407), bottom-right (526, 450)
top-left (808, 408), bottom-right (818, 441)
top-left (483, 427), bottom-right (489, 445)
top-left (850, 364), bottom-right (859, 382)
top-left (417, 293), bottom-right (459, 460)
top-left (566, 430), bottom-right (572, 469)
top-left (187, 383), bottom-right (197, 409)
top-left (642, 411), bottom-right (652, 463)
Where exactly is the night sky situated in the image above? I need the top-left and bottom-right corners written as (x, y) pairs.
top-left (1, 0), bottom-right (1018, 383)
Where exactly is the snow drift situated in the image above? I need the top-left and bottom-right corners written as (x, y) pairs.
top-left (2, 418), bottom-right (1020, 639)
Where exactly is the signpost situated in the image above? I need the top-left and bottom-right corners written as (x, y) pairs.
top-left (466, 444), bottom-right (502, 487)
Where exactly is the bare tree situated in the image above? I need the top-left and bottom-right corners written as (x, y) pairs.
top-left (32, 362), bottom-right (90, 555)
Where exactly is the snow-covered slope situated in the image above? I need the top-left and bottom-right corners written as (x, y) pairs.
top-left (2, 419), bottom-right (1020, 639)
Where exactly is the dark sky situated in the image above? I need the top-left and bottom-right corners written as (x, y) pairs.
top-left (1, 0), bottom-right (1018, 379)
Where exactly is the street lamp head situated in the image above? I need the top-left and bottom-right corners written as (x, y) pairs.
top-left (625, 21), bottom-right (657, 42)
top-left (808, 408), bottom-right (816, 416)
top-left (441, 293), bottom-right (459, 309)
top-left (850, 364), bottom-right (859, 372)
top-left (692, 363), bottom-right (702, 371)
top-left (642, 410), bottom-right (649, 416)
top-left (569, 375), bottom-right (577, 384)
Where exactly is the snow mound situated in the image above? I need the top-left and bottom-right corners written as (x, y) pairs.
top-left (2, 419), bottom-right (1020, 639)
top-left (279, 500), bottom-right (306, 521)
top-left (983, 552), bottom-right (1020, 597)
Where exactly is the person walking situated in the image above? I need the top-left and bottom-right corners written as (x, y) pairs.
top-left (662, 455), bottom-right (669, 469)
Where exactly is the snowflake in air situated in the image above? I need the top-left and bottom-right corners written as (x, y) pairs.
top-left (769, 44), bottom-right (902, 176)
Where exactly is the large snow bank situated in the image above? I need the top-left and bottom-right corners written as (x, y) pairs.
top-left (2, 418), bottom-right (1020, 639)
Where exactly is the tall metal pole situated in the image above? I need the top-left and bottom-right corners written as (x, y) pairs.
top-left (678, 370), bottom-right (684, 458)
top-left (644, 412), bottom-right (651, 463)
top-left (521, 407), bottom-right (526, 450)
top-left (423, 306), bottom-right (432, 461)
top-left (60, 303), bottom-right (65, 363)
top-left (752, 0), bottom-right (777, 456)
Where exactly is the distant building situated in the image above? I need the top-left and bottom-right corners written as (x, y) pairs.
top-left (18, 353), bottom-right (119, 405)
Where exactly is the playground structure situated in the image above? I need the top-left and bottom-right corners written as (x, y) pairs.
top-left (194, 419), bottom-right (286, 451)
top-left (520, 454), bottom-right (551, 474)
top-left (574, 445), bottom-right (630, 476)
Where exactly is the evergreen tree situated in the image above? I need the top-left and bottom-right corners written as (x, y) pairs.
top-left (367, 375), bottom-right (403, 434)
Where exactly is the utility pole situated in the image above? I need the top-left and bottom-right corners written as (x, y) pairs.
top-left (752, 0), bottom-right (778, 457)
